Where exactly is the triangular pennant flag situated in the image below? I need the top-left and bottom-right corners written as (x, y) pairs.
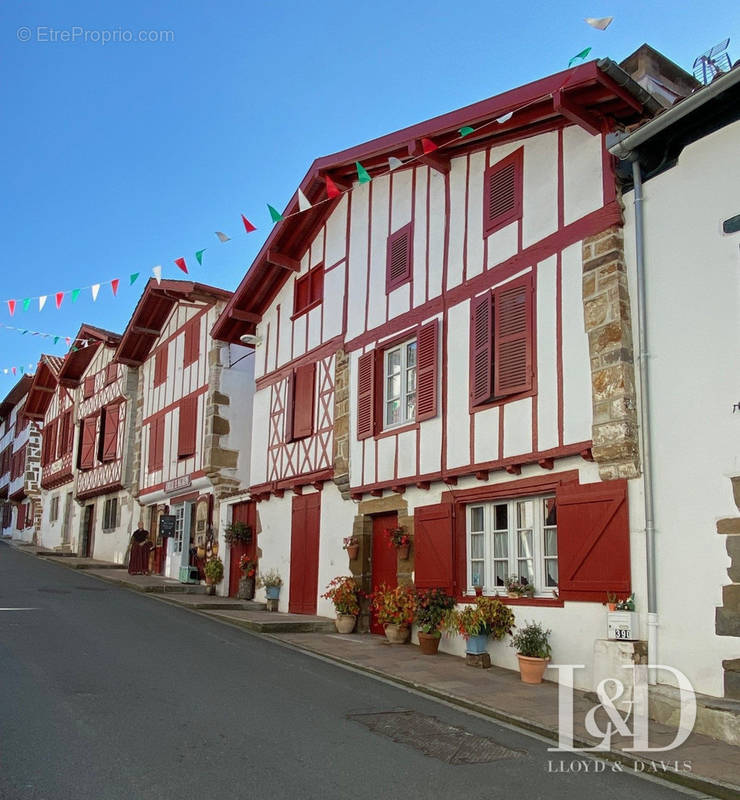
top-left (267, 204), bottom-right (283, 223)
top-left (71, 288), bottom-right (80, 303)
top-left (65, 337), bottom-right (71, 346)
top-left (55, 292), bottom-right (64, 309)
top-left (11, 367), bottom-right (16, 376)
top-left (111, 279), bottom-right (120, 296)
top-left (388, 157), bottom-right (404, 171)
top-left (459, 126), bottom-right (475, 137)
top-left (39, 295), bottom-right (47, 311)
top-left (129, 272), bottom-right (140, 285)
top-left (152, 266), bottom-right (162, 284)
top-left (215, 231), bottom-right (230, 243)
top-left (21, 329), bottom-right (28, 335)
top-left (325, 176), bottom-right (341, 199)
top-left (355, 162), bottom-right (371, 184)
top-left (585, 16), bottom-right (613, 30)
top-left (195, 250), bottom-right (206, 266)
top-left (22, 298), bottom-right (31, 312)
top-left (241, 215), bottom-right (256, 233)
top-left (91, 284), bottom-right (100, 302)
top-left (175, 257), bottom-right (188, 274)
top-left (2, 369), bottom-right (6, 375)
top-left (7, 300), bottom-right (16, 317)
top-left (71, 346), bottom-right (78, 353)
top-left (496, 112), bottom-right (513, 124)
top-left (53, 336), bottom-right (59, 344)
top-left (421, 137), bottom-right (437, 154)
top-left (568, 47), bottom-right (592, 67)
top-left (19, 367), bottom-right (24, 374)
top-left (297, 189), bottom-right (312, 212)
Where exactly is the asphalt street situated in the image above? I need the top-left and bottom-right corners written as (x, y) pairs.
top-left (0, 543), bottom-right (691, 800)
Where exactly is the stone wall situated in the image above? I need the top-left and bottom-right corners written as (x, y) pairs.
top-left (332, 349), bottom-right (350, 500)
top-left (582, 225), bottom-right (641, 479)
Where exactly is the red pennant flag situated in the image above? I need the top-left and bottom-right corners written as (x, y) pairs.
top-left (241, 214), bottom-right (256, 233)
top-left (175, 257), bottom-right (188, 274)
top-left (421, 137), bottom-right (437, 154)
top-left (11, 367), bottom-right (16, 376)
top-left (7, 300), bottom-right (16, 316)
top-left (65, 337), bottom-right (71, 346)
top-left (325, 175), bottom-right (341, 199)
top-left (55, 292), bottom-right (64, 309)
top-left (111, 279), bottom-right (120, 296)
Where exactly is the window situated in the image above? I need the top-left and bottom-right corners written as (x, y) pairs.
top-left (293, 264), bottom-right (324, 317)
top-left (184, 319), bottom-right (200, 367)
top-left (153, 347), bottom-right (167, 388)
top-left (147, 416), bottom-right (165, 473)
top-left (105, 363), bottom-right (118, 385)
top-left (384, 338), bottom-right (417, 428)
top-left (99, 405), bottom-right (120, 463)
top-left (470, 273), bottom-right (533, 407)
top-left (50, 495), bottom-right (60, 523)
top-left (285, 363), bottom-right (315, 442)
top-left (59, 411), bottom-right (73, 457)
top-left (385, 223), bottom-right (413, 293)
top-left (173, 504), bottom-right (185, 555)
top-left (79, 417), bottom-right (97, 469)
top-left (102, 497), bottom-right (118, 530)
top-left (83, 376), bottom-right (95, 399)
top-left (467, 496), bottom-right (557, 595)
top-left (483, 148), bottom-right (523, 236)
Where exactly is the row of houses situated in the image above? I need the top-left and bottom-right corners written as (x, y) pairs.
top-left (2, 45), bottom-right (738, 713)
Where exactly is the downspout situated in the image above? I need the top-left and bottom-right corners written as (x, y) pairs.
top-left (630, 158), bottom-right (659, 684)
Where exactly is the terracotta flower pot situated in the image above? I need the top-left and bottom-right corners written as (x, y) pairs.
top-left (346, 544), bottom-right (360, 560)
top-left (607, 603), bottom-right (617, 612)
top-left (517, 654), bottom-right (549, 684)
top-left (335, 613), bottom-right (357, 634)
top-left (384, 623), bottom-right (410, 644)
top-left (417, 632), bottom-right (441, 655)
top-left (396, 543), bottom-right (410, 560)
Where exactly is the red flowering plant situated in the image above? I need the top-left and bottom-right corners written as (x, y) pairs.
top-left (321, 576), bottom-right (361, 617)
top-left (444, 596), bottom-right (515, 641)
top-left (238, 554), bottom-right (257, 578)
top-left (385, 527), bottom-right (410, 549)
top-left (371, 583), bottom-right (417, 627)
top-left (415, 588), bottom-right (456, 637)
top-left (342, 536), bottom-right (359, 550)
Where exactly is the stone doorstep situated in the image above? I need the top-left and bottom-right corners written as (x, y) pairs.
top-left (204, 609), bottom-right (336, 634)
top-left (649, 684), bottom-right (740, 748)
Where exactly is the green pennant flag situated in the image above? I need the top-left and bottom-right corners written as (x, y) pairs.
top-left (355, 161), bottom-right (371, 184)
top-left (71, 346), bottom-right (78, 352)
top-left (459, 126), bottom-right (475, 137)
top-left (568, 47), bottom-right (592, 67)
top-left (129, 272), bottom-right (139, 285)
top-left (195, 249), bottom-right (206, 266)
top-left (53, 336), bottom-right (60, 344)
top-left (71, 288), bottom-right (81, 303)
top-left (267, 204), bottom-right (283, 223)
top-left (20, 367), bottom-right (24, 374)
top-left (21, 329), bottom-right (28, 335)
top-left (22, 298), bottom-right (31, 312)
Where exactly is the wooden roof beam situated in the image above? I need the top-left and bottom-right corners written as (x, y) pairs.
top-left (132, 326), bottom-right (161, 336)
top-left (266, 249), bottom-right (301, 272)
top-left (230, 309), bottom-right (261, 324)
top-left (408, 140), bottom-right (450, 174)
top-left (553, 90), bottom-right (602, 136)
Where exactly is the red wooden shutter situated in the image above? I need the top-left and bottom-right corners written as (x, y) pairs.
top-left (178, 396), bottom-right (197, 458)
top-left (470, 292), bottom-right (494, 406)
top-left (310, 265), bottom-right (324, 304)
top-left (83, 376), bottom-right (95, 399)
top-left (416, 319), bottom-right (439, 421)
top-left (148, 417), bottom-right (164, 472)
top-left (386, 223), bottom-right (413, 293)
top-left (79, 417), bottom-right (96, 469)
top-left (556, 479), bottom-right (631, 601)
top-left (493, 275), bottom-right (533, 397)
top-left (292, 363), bottom-right (315, 440)
top-left (154, 348), bottom-right (167, 387)
top-left (414, 503), bottom-right (455, 592)
top-left (105, 363), bottom-right (118, 385)
top-left (64, 411), bottom-right (74, 454)
top-left (356, 351), bottom-right (376, 440)
top-left (17, 504), bottom-right (25, 531)
top-left (101, 405), bottom-right (120, 462)
top-left (483, 148), bottom-right (523, 236)
top-left (184, 319), bottom-right (200, 367)
top-left (56, 415), bottom-right (66, 459)
top-left (48, 419), bottom-right (58, 463)
top-left (284, 373), bottom-right (295, 443)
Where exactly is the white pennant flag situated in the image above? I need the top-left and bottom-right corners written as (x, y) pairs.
top-left (496, 112), bottom-right (513, 124)
top-left (152, 265), bottom-right (162, 284)
top-left (91, 284), bottom-right (100, 302)
top-left (215, 231), bottom-right (230, 243)
top-left (297, 188), bottom-right (312, 212)
top-left (3, 369), bottom-right (7, 374)
top-left (38, 295), bottom-right (47, 311)
top-left (388, 157), bottom-right (404, 171)
top-left (585, 16), bottom-right (613, 30)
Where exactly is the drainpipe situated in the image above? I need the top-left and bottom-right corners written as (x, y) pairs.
top-left (630, 158), bottom-right (659, 684)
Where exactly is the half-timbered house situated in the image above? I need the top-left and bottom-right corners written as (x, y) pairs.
top-left (57, 325), bottom-right (138, 562)
top-left (114, 280), bottom-right (254, 587)
top-left (25, 354), bottom-right (79, 552)
top-left (213, 58), bottom-right (664, 689)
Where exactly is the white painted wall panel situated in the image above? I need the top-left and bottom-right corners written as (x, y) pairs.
top-left (522, 132), bottom-right (558, 249)
top-left (486, 220), bottom-right (519, 269)
top-left (325, 195), bottom-right (348, 267)
top-left (376, 435), bottom-right (395, 484)
top-left (346, 184), bottom-right (370, 341)
top-left (473, 406), bottom-right (499, 464)
top-left (563, 126), bottom-right (603, 225)
top-left (503, 397), bottom-right (532, 457)
top-left (536, 255), bottom-right (559, 452)
top-left (323, 263), bottom-right (344, 342)
top-left (390, 169), bottom-right (412, 232)
top-left (367, 176), bottom-right (391, 331)
top-left (292, 312), bottom-right (306, 360)
top-left (466, 150), bottom-right (485, 280)
top-left (396, 428), bottom-right (416, 479)
top-left (446, 300), bottom-right (470, 469)
top-left (446, 157), bottom-right (467, 290)
top-left (428, 170), bottom-right (446, 299)
top-left (310, 228), bottom-right (325, 268)
top-left (387, 282), bottom-right (410, 320)
top-left (419, 414), bottom-right (442, 475)
top-left (413, 167), bottom-right (429, 307)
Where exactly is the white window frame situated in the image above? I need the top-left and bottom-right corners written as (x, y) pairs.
top-left (173, 504), bottom-right (185, 555)
top-left (102, 497), bottom-right (118, 530)
top-left (466, 494), bottom-right (558, 596)
top-left (50, 495), bottom-right (59, 523)
top-left (383, 337), bottom-right (417, 430)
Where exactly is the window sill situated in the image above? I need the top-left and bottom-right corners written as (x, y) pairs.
top-left (375, 421), bottom-right (418, 440)
top-left (291, 299), bottom-right (322, 322)
top-left (459, 593), bottom-right (564, 608)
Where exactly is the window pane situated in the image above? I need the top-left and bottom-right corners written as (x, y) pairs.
top-left (517, 500), bottom-right (534, 529)
top-left (545, 560), bottom-right (558, 587)
top-left (386, 374), bottom-right (400, 400)
top-left (493, 531), bottom-right (508, 558)
top-left (470, 506), bottom-right (484, 532)
top-left (494, 562), bottom-right (508, 587)
top-left (406, 368), bottom-right (416, 393)
top-left (295, 276), bottom-right (310, 311)
top-left (405, 393), bottom-right (416, 420)
top-left (518, 530), bottom-right (533, 559)
top-left (544, 497), bottom-right (557, 526)
top-left (494, 504), bottom-right (508, 531)
top-left (518, 561), bottom-right (534, 586)
top-left (544, 529), bottom-right (557, 557)
top-left (386, 400), bottom-right (400, 425)
top-left (471, 562), bottom-right (484, 587)
top-left (406, 341), bottom-right (417, 367)
top-left (470, 533), bottom-right (484, 559)
top-left (387, 349), bottom-right (401, 375)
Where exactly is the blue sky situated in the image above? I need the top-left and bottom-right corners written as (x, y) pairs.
top-left (1, 0), bottom-right (737, 388)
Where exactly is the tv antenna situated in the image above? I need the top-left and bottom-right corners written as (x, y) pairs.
top-left (692, 38), bottom-right (732, 84)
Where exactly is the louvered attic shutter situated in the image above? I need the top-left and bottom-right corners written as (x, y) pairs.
top-left (105, 363), bottom-right (118, 385)
top-left (184, 319), bottom-right (200, 366)
top-left (284, 373), bottom-right (295, 443)
top-left (484, 148), bottom-right (523, 236)
top-left (494, 275), bottom-right (532, 398)
top-left (154, 348), bottom-right (166, 387)
top-left (356, 351), bottom-right (376, 440)
top-left (101, 405), bottom-right (120, 462)
top-left (386, 223), bottom-right (413, 292)
top-left (556, 479), bottom-right (631, 601)
top-left (416, 319), bottom-right (439, 421)
top-left (292, 363), bottom-right (315, 440)
top-left (470, 293), bottom-right (494, 406)
top-left (148, 417), bottom-right (164, 472)
top-left (64, 411), bottom-right (74, 453)
top-left (80, 417), bottom-right (97, 469)
top-left (83, 376), bottom-right (95, 399)
top-left (414, 503), bottom-right (455, 592)
top-left (178, 396), bottom-right (197, 458)
top-left (48, 420), bottom-right (58, 463)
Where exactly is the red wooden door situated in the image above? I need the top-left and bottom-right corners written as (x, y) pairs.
top-left (289, 493), bottom-right (321, 614)
top-left (228, 501), bottom-right (256, 598)
top-left (370, 512), bottom-right (399, 634)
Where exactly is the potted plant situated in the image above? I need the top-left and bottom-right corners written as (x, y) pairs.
top-left (510, 620), bottom-right (552, 684)
top-left (370, 583), bottom-right (417, 643)
top-left (343, 535), bottom-right (360, 561)
top-left (203, 556), bottom-right (224, 595)
top-left (322, 576), bottom-right (361, 633)
top-left (385, 526), bottom-right (411, 560)
top-left (606, 591), bottom-right (618, 612)
top-left (445, 596), bottom-right (515, 654)
top-left (238, 554), bottom-right (257, 600)
top-left (505, 575), bottom-right (535, 598)
top-left (415, 588), bottom-right (456, 655)
top-left (223, 521), bottom-right (253, 545)
top-left (258, 569), bottom-right (283, 600)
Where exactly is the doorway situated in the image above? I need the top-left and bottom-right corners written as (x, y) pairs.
top-left (370, 512), bottom-right (399, 634)
top-left (228, 500), bottom-right (256, 598)
top-left (288, 493), bottom-right (321, 614)
top-left (61, 492), bottom-right (73, 547)
top-left (80, 504), bottom-right (94, 558)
